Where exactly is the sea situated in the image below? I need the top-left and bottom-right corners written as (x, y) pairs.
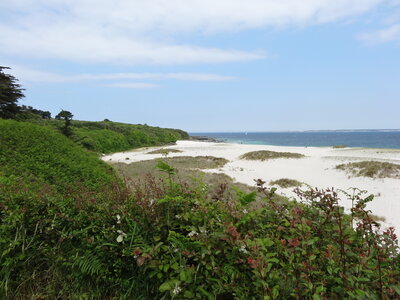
top-left (191, 130), bottom-right (400, 149)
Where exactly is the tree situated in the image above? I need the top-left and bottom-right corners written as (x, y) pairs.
top-left (20, 105), bottom-right (51, 119)
top-left (0, 66), bottom-right (25, 119)
top-left (55, 110), bottom-right (73, 136)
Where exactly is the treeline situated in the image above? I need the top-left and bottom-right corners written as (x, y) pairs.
top-left (0, 66), bottom-right (189, 153)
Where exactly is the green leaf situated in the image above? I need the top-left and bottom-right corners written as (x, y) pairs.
top-left (272, 286), bottom-right (279, 298)
top-left (198, 287), bottom-right (215, 300)
top-left (257, 238), bottom-right (274, 248)
top-left (391, 285), bottom-right (400, 295)
top-left (156, 160), bottom-right (175, 175)
top-left (159, 280), bottom-right (180, 292)
top-left (235, 189), bottom-right (257, 206)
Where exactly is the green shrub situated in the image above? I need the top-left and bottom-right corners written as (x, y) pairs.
top-left (336, 161), bottom-right (400, 179)
top-left (240, 150), bottom-right (304, 161)
top-left (270, 178), bottom-right (303, 188)
top-left (147, 148), bottom-right (183, 155)
top-left (1, 159), bottom-right (399, 298)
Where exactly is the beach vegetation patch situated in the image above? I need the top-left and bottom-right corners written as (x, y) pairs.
top-left (336, 161), bottom-right (400, 179)
top-left (333, 144), bottom-right (347, 148)
top-left (270, 178), bottom-right (303, 188)
top-left (240, 150), bottom-right (304, 161)
top-left (147, 148), bottom-right (183, 155)
top-left (112, 156), bottom-right (228, 179)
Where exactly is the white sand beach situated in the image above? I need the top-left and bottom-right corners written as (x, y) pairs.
top-left (103, 140), bottom-right (400, 233)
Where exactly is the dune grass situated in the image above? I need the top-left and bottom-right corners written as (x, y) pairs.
top-left (111, 156), bottom-right (287, 211)
top-left (270, 178), bottom-right (303, 188)
top-left (240, 150), bottom-right (304, 161)
top-left (333, 144), bottom-right (347, 148)
top-left (336, 161), bottom-right (400, 179)
top-left (147, 148), bottom-right (183, 155)
top-left (112, 156), bottom-right (228, 180)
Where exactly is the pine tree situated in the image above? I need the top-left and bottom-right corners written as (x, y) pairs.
top-left (0, 66), bottom-right (25, 119)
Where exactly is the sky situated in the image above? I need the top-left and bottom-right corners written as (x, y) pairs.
top-left (1, 0), bottom-right (400, 132)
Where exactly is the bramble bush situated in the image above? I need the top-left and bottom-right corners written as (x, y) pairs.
top-left (1, 158), bottom-right (399, 299)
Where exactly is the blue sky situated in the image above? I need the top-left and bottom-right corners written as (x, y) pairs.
top-left (1, 0), bottom-right (400, 132)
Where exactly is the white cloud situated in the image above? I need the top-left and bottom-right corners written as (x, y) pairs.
top-left (359, 24), bottom-right (400, 44)
top-left (8, 65), bottom-right (238, 83)
top-left (105, 82), bottom-right (160, 89)
top-left (0, 0), bottom-right (385, 65)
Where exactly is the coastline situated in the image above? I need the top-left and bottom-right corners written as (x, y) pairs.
top-left (191, 130), bottom-right (400, 149)
top-left (103, 140), bottom-right (400, 232)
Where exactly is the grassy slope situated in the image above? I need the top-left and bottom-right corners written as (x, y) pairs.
top-left (0, 119), bottom-right (117, 193)
top-left (30, 119), bottom-right (189, 153)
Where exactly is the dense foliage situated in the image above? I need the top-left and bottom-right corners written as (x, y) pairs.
top-left (0, 66), bottom-right (24, 119)
top-left (0, 119), bottom-right (117, 193)
top-left (27, 118), bottom-right (189, 154)
top-left (71, 120), bottom-right (189, 153)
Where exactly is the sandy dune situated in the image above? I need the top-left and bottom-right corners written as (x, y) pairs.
top-left (103, 140), bottom-right (400, 232)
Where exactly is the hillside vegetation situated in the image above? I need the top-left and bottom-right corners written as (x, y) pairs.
top-left (30, 119), bottom-right (189, 154)
top-left (0, 119), bottom-right (117, 193)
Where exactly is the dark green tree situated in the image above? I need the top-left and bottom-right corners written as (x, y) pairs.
top-left (0, 66), bottom-right (24, 119)
top-left (55, 109), bottom-right (74, 136)
top-left (20, 105), bottom-right (51, 119)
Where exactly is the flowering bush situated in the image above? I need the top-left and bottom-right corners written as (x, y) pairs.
top-left (1, 161), bottom-right (399, 299)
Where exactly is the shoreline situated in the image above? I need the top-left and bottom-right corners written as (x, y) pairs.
top-left (103, 140), bottom-right (400, 233)
top-left (198, 138), bottom-right (400, 151)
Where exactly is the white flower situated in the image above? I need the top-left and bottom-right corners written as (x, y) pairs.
top-left (175, 214), bottom-right (182, 220)
top-left (173, 285), bottom-right (182, 295)
top-left (188, 231), bottom-right (198, 237)
top-left (242, 209), bottom-right (248, 214)
top-left (116, 230), bottom-right (127, 243)
top-left (116, 214), bottom-right (121, 224)
top-left (239, 245), bottom-right (248, 254)
top-left (200, 228), bottom-right (208, 234)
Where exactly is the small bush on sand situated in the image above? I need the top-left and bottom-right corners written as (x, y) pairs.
top-left (336, 161), bottom-right (400, 179)
top-left (333, 144), bottom-right (347, 148)
top-left (147, 148), bottom-right (183, 155)
top-left (115, 156), bottom-right (228, 175)
top-left (270, 178), bottom-right (303, 188)
top-left (240, 150), bottom-right (304, 161)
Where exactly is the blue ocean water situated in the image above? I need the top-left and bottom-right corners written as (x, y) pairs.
top-left (191, 131), bottom-right (400, 149)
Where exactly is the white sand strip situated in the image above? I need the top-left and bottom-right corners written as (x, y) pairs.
top-left (103, 140), bottom-right (400, 233)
